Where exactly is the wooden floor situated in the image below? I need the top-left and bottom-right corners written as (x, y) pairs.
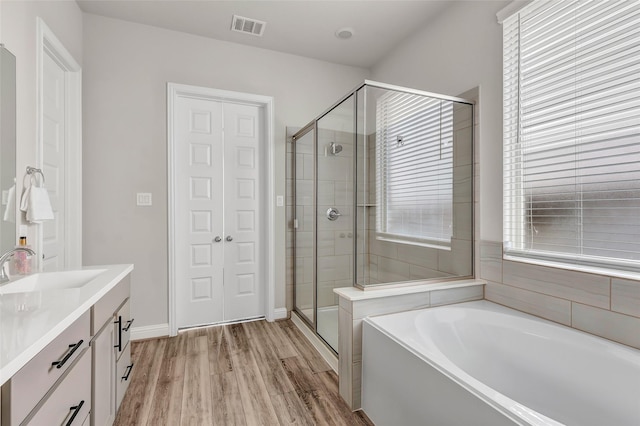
top-left (114, 319), bottom-right (373, 426)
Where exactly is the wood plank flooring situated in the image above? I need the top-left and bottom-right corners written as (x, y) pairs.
top-left (114, 319), bottom-right (373, 426)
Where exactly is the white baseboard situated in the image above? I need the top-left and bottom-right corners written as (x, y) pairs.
top-left (290, 311), bottom-right (338, 373)
top-left (273, 307), bottom-right (288, 320)
top-left (131, 323), bottom-right (169, 341)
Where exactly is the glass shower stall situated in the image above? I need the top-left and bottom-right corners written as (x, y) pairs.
top-left (291, 81), bottom-right (474, 353)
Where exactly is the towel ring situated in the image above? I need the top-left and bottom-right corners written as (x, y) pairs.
top-left (26, 166), bottom-right (45, 184)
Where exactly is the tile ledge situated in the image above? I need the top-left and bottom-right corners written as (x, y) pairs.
top-left (333, 279), bottom-right (486, 301)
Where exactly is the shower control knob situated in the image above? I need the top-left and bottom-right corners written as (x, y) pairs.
top-left (214, 236), bottom-right (222, 242)
top-left (226, 236), bottom-right (233, 242)
top-left (326, 207), bottom-right (342, 221)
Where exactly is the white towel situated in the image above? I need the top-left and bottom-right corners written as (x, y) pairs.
top-left (3, 183), bottom-right (15, 222)
top-left (20, 181), bottom-right (54, 223)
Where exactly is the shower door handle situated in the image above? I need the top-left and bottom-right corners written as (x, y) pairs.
top-left (326, 208), bottom-right (342, 221)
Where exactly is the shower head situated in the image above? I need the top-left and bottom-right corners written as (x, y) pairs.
top-left (329, 142), bottom-right (343, 155)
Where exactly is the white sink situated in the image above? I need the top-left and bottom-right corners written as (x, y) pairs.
top-left (0, 269), bottom-right (107, 295)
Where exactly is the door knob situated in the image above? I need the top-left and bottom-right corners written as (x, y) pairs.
top-left (226, 236), bottom-right (233, 242)
top-left (214, 236), bottom-right (222, 242)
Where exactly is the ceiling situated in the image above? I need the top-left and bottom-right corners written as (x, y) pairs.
top-left (76, 0), bottom-right (453, 68)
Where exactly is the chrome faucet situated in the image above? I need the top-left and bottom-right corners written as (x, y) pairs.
top-left (0, 247), bottom-right (36, 284)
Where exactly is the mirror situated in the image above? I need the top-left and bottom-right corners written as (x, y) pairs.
top-left (0, 45), bottom-right (17, 254)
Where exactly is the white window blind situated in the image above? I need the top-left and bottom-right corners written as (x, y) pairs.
top-left (376, 91), bottom-right (453, 246)
top-left (503, 0), bottom-right (640, 272)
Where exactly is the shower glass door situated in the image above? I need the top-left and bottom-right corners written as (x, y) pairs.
top-left (293, 127), bottom-right (315, 325)
top-left (316, 94), bottom-right (355, 352)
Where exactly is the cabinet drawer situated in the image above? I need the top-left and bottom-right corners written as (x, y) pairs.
top-left (2, 310), bottom-right (90, 425)
top-left (115, 342), bottom-right (133, 412)
top-left (115, 298), bottom-right (132, 360)
top-left (25, 348), bottom-right (91, 426)
top-left (92, 274), bottom-right (130, 334)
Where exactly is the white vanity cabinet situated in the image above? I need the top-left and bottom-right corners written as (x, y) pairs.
top-left (0, 266), bottom-right (134, 426)
top-left (91, 274), bottom-right (133, 426)
top-left (1, 311), bottom-right (91, 425)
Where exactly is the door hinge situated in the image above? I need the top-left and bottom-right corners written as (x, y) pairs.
top-left (293, 219), bottom-right (299, 229)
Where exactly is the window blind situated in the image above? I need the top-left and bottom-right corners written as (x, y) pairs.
top-left (376, 91), bottom-right (453, 245)
top-left (503, 0), bottom-right (640, 272)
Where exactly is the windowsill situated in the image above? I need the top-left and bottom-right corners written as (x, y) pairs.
top-left (503, 254), bottom-right (640, 282)
top-left (376, 235), bottom-right (451, 251)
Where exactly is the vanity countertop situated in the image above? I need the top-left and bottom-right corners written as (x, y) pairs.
top-left (0, 264), bottom-right (134, 385)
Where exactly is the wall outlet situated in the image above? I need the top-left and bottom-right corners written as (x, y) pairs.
top-left (137, 193), bottom-right (152, 206)
top-left (276, 195), bottom-right (284, 207)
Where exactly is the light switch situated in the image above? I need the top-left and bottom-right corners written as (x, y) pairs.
top-left (137, 193), bottom-right (152, 206)
top-left (276, 195), bottom-right (284, 207)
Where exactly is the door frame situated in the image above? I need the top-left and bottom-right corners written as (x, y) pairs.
top-left (167, 82), bottom-right (275, 336)
top-left (36, 17), bottom-right (83, 269)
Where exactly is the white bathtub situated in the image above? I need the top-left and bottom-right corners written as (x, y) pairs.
top-left (361, 300), bottom-right (640, 426)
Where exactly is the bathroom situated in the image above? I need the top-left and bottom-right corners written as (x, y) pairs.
top-left (0, 1), bottom-right (639, 425)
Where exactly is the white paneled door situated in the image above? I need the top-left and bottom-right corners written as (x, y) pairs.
top-left (42, 51), bottom-right (66, 271)
top-left (174, 96), bottom-right (263, 329)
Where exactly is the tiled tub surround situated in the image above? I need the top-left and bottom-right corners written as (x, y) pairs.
top-left (334, 279), bottom-right (485, 409)
top-left (481, 240), bottom-right (640, 350)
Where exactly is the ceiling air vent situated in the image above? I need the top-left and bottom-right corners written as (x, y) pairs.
top-left (231, 15), bottom-right (266, 37)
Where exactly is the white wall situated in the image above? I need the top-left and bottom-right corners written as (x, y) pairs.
top-left (82, 13), bottom-right (369, 328)
top-left (0, 0), bottom-right (83, 251)
top-left (372, 0), bottom-right (508, 242)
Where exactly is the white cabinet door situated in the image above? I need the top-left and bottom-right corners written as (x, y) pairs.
top-left (115, 298), bottom-right (132, 361)
top-left (92, 320), bottom-right (116, 426)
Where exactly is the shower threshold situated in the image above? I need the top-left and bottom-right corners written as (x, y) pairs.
top-left (297, 305), bottom-right (339, 353)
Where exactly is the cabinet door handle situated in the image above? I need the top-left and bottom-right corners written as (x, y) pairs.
top-left (66, 400), bottom-right (84, 425)
top-left (51, 340), bottom-right (84, 369)
top-left (123, 318), bottom-right (134, 332)
top-left (114, 316), bottom-right (122, 351)
top-left (122, 363), bottom-right (134, 381)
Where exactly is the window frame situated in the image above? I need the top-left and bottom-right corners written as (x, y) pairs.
top-left (502, 0), bottom-right (640, 276)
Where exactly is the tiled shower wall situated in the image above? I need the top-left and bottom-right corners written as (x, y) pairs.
top-left (315, 128), bottom-right (355, 308)
top-left (481, 241), bottom-right (640, 350)
top-left (357, 101), bottom-right (474, 286)
top-left (285, 127), bottom-right (356, 311)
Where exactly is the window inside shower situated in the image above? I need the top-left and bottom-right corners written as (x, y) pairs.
top-left (375, 91), bottom-right (454, 248)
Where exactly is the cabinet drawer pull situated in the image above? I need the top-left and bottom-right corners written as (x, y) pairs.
top-left (123, 318), bottom-right (134, 332)
top-left (114, 316), bottom-right (122, 351)
top-left (122, 363), bottom-right (134, 381)
top-left (51, 340), bottom-right (84, 369)
top-left (66, 400), bottom-right (85, 425)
